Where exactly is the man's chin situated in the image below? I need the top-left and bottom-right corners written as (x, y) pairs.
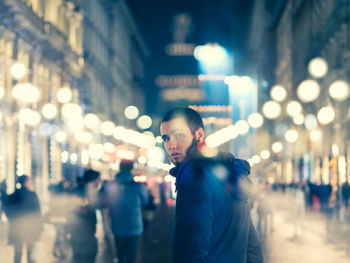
top-left (170, 156), bottom-right (184, 165)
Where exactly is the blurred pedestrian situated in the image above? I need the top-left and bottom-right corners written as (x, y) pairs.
top-left (68, 169), bottom-right (101, 263)
top-left (160, 107), bottom-right (263, 263)
top-left (341, 181), bottom-right (350, 210)
top-left (48, 179), bottom-right (72, 259)
top-left (293, 183), bottom-right (305, 238)
top-left (105, 159), bottom-right (147, 263)
top-left (2, 175), bottom-right (43, 263)
top-left (142, 185), bottom-right (157, 237)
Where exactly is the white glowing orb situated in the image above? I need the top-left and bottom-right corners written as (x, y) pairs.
top-left (83, 113), bottom-right (100, 130)
top-left (262, 100), bottom-right (281, 119)
top-left (247, 113), bottom-right (264, 128)
top-left (42, 103), bottom-right (57, 120)
top-left (100, 121), bottom-right (115, 136)
top-left (285, 129), bottom-right (298, 143)
top-left (286, 101), bottom-right (302, 117)
top-left (12, 83), bottom-right (40, 103)
top-left (57, 87), bottom-right (72, 103)
top-left (297, 80), bottom-right (320, 103)
top-left (137, 115), bottom-right (152, 130)
top-left (235, 120), bottom-right (250, 135)
top-left (124, 105), bottom-right (139, 120)
top-left (329, 80), bottom-right (349, 101)
top-left (10, 62), bottom-right (26, 80)
top-left (272, 142), bottom-right (283, 153)
top-left (309, 129), bottom-right (322, 142)
top-left (317, 106), bottom-right (335, 125)
top-left (308, 57), bottom-right (328, 78)
top-left (293, 114), bottom-right (305, 125)
top-left (270, 85), bottom-right (287, 102)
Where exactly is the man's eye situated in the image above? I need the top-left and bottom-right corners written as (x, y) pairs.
top-left (162, 136), bottom-right (169, 142)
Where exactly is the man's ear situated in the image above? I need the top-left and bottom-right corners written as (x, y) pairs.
top-left (195, 128), bottom-right (205, 142)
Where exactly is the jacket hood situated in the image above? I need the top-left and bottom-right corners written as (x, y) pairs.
top-left (169, 152), bottom-right (252, 201)
top-left (115, 170), bottom-right (134, 183)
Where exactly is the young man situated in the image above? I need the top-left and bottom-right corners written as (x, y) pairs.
top-left (160, 107), bottom-right (263, 263)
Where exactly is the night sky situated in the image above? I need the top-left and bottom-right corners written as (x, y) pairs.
top-left (126, 0), bottom-right (254, 115)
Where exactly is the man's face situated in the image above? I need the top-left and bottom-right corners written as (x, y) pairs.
top-left (160, 117), bottom-right (195, 165)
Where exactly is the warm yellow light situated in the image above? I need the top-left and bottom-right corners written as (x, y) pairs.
top-left (332, 144), bottom-right (339, 156)
top-left (12, 83), bottom-right (40, 103)
top-left (10, 62), bottom-right (26, 80)
top-left (113, 126), bottom-right (126, 141)
top-left (309, 129), bottom-right (322, 142)
top-left (124, 105), bottom-right (139, 120)
top-left (18, 108), bottom-right (41, 126)
top-left (137, 115), bottom-right (152, 129)
top-left (297, 80), bottom-right (320, 103)
top-left (272, 142), bottom-right (283, 153)
top-left (293, 114), bottom-right (305, 125)
top-left (260, 150), bottom-right (270, 160)
top-left (88, 144), bottom-right (104, 160)
top-left (235, 120), bottom-right (250, 135)
top-left (308, 57), bottom-right (328, 78)
top-left (55, 131), bottom-right (67, 143)
top-left (317, 106), bottom-right (335, 125)
top-left (285, 129), bottom-right (298, 143)
top-left (252, 155), bottom-right (261, 164)
top-left (100, 121), bottom-right (115, 136)
top-left (75, 131), bottom-right (93, 144)
top-left (247, 113), bottom-right (264, 128)
top-left (329, 80), bottom-right (349, 101)
top-left (138, 156), bottom-right (147, 164)
top-left (42, 103), bottom-right (57, 120)
top-left (155, 136), bottom-right (163, 144)
top-left (270, 85), bottom-right (287, 102)
top-left (262, 100), bottom-right (281, 119)
top-left (103, 142), bottom-right (115, 153)
top-left (83, 113), bottom-right (100, 130)
top-left (286, 100), bottom-right (302, 117)
top-left (61, 103), bottom-right (82, 120)
top-left (57, 87), bottom-right (72, 103)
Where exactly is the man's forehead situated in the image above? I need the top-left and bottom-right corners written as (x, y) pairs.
top-left (160, 117), bottom-right (190, 133)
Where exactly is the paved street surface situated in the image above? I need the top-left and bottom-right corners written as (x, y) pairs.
top-left (0, 192), bottom-right (349, 263)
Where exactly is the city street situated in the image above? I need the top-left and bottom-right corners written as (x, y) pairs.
top-left (1, 191), bottom-right (349, 263)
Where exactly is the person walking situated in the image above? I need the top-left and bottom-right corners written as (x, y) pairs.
top-left (105, 159), bottom-right (147, 263)
top-left (160, 107), bottom-right (263, 263)
top-left (68, 169), bottom-right (101, 263)
top-left (2, 175), bottom-right (42, 263)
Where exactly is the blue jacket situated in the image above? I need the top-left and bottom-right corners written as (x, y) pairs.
top-left (106, 170), bottom-right (147, 236)
top-left (170, 153), bottom-right (263, 263)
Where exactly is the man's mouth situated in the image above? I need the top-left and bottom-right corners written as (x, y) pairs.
top-left (171, 153), bottom-right (182, 158)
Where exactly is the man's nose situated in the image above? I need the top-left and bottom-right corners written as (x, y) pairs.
top-left (167, 138), bottom-right (177, 150)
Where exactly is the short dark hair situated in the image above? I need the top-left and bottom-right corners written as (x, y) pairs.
top-left (161, 107), bottom-right (204, 133)
top-left (119, 159), bottom-right (134, 171)
top-left (83, 169), bottom-right (100, 184)
top-left (17, 175), bottom-right (30, 186)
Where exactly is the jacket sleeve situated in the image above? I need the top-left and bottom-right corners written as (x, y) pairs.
top-left (173, 164), bottom-right (212, 263)
top-left (246, 218), bottom-right (264, 263)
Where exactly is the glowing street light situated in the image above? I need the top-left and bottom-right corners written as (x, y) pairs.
top-left (262, 100), bottom-right (281, 119)
top-left (194, 43), bottom-right (227, 66)
top-left (285, 128), bottom-right (298, 143)
top-left (124, 105), bottom-right (139, 120)
top-left (247, 113), bottom-right (264, 128)
top-left (260, 150), bottom-right (270, 160)
top-left (57, 87), bottom-right (72, 103)
top-left (310, 129), bottom-right (322, 142)
top-left (83, 113), bottom-right (100, 130)
top-left (10, 62), bottom-right (26, 80)
top-left (12, 83), bottom-right (40, 103)
top-left (100, 121), bottom-right (115, 136)
top-left (272, 142), bottom-right (283, 153)
top-left (286, 100), bottom-right (302, 117)
top-left (55, 130), bottom-right (67, 143)
top-left (235, 120), bottom-right (250, 135)
top-left (308, 57), bottom-right (328, 78)
top-left (329, 80), bottom-right (349, 101)
top-left (270, 85), bottom-right (287, 102)
top-left (317, 106), bottom-right (335, 125)
top-left (293, 114), bottom-right (305, 125)
top-left (42, 103), bottom-right (57, 120)
top-left (297, 80), bottom-right (320, 103)
top-left (137, 115), bottom-right (152, 129)
top-left (61, 103), bottom-right (82, 120)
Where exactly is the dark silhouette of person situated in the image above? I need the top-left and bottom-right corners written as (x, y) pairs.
top-left (2, 175), bottom-right (42, 263)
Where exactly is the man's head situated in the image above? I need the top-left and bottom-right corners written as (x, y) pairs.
top-left (17, 175), bottom-right (32, 190)
top-left (160, 107), bottom-right (205, 165)
top-left (119, 159), bottom-right (134, 171)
